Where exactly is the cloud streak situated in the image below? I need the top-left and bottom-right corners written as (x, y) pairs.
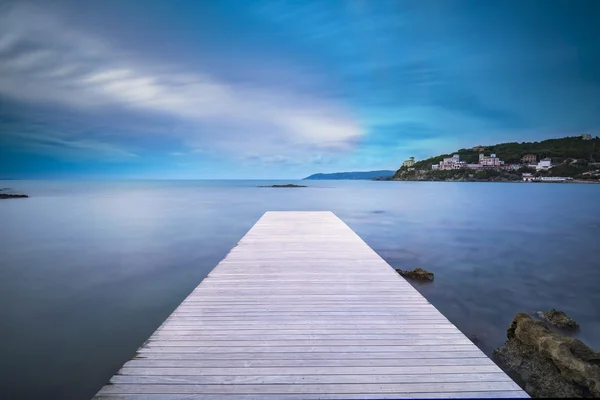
top-left (0, 2), bottom-right (362, 161)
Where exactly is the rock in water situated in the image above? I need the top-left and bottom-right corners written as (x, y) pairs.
top-left (395, 268), bottom-right (434, 281)
top-left (257, 184), bottom-right (307, 188)
top-left (536, 308), bottom-right (580, 329)
top-left (494, 313), bottom-right (600, 397)
top-left (0, 193), bottom-right (28, 199)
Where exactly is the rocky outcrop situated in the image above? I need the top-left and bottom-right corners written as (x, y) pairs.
top-left (537, 309), bottom-right (580, 330)
top-left (494, 313), bottom-right (600, 397)
top-left (258, 184), bottom-right (307, 188)
top-left (395, 268), bottom-right (434, 281)
top-left (0, 193), bottom-right (28, 199)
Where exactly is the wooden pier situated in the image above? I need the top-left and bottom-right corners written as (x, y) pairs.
top-left (93, 211), bottom-right (528, 399)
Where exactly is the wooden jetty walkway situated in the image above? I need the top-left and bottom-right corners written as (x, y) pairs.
top-left (93, 211), bottom-right (528, 399)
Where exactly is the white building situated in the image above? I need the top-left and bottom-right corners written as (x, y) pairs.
top-left (479, 153), bottom-right (504, 167)
top-left (522, 173), bottom-right (535, 182)
top-left (581, 134), bottom-right (593, 140)
top-left (536, 158), bottom-right (552, 171)
top-left (438, 154), bottom-right (466, 170)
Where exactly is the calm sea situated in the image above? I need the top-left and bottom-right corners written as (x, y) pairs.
top-left (1, 180), bottom-right (599, 399)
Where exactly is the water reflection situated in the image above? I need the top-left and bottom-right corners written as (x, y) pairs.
top-left (0, 180), bottom-right (598, 399)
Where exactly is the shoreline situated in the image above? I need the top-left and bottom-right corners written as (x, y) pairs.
top-left (380, 179), bottom-right (600, 184)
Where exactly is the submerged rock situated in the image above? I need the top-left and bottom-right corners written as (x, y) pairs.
top-left (494, 313), bottom-right (600, 398)
top-left (395, 268), bottom-right (434, 281)
top-left (536, 309), bottom-right (580, 329)
top-left (0, 193), bottom-right (28, 199)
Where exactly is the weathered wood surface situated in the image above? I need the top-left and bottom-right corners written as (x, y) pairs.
top-left (93, 211), bottom-right (528, 399)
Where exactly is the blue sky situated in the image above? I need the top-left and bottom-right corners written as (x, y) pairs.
top-left (1, 0), bottom-right (599, 179)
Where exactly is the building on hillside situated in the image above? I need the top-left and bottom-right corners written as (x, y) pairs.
top-left (522, 154), bottom-right (537, 163)
top-left (466, 163), bottom-right (483, 169)
top-left (522, 173), bottom-right (535, 182)
top-left (536, 158), bottom-right (552, 171)
top-left (581, 134), bottom-right (593, 140)
top-left (402, 157), bottom-right (416, 168)
top-left (438, 154), bottom-right (467, 170)
top-left (434, 152), bottom-right (509, 170)
top-left (431, 164), bottom-right (440, 170)
top-left (472, 145), bottom-right (486, 151)
top-left (479, 153), bottom-right (505, 167)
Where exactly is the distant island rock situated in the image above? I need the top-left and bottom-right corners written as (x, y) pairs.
top-left (303, 170), bottom-right (395, 180)
top-left (0, 193), bottom-right (28, 199)
top-left (258, 184), bottom-right (307, 188)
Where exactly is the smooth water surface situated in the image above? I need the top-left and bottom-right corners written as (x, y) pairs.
top-left (1, 180), bottom-right (599, 399)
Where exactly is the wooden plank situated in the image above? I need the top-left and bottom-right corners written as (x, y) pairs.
top-left (98, 381), bottom-right (523, 394)
top-left (123, 358), bottom-right (496, 368)
top-left (168, 312), bottom-right (441, 317)
top-left (142, 339), bottom-right (473, 346)
top-left (158, 320), bottom-right (458, 326)
top-left (92, 211), bottom-right (528, 399)
top-left (116, 365), bottom-right (506, 376)
top-left (95, 392), bottom-right (528, 400)
top-left (137, 345), bottom-right (480, 354)
top-left (154, 328), bottom-right (463, 335)
top-left (94, 392), bottom-right (529, 399)
top-left (161, 320), bottom-right (448, 325)
top-left (148, 334), bottom-right (467, 341)
top-left (133, 351), bottom-right (486, 360)
top-left (109, 373), bottom-right (515, 384)
top-left (156, 324), bottom-right (460, 330)
top-left (170, 305), bottom-right (442, 310)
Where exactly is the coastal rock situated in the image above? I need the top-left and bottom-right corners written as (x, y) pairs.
top-left (395, 268), bottom-right (434, 281)
top-left (0, 193), bottom-right (28, 199)
top-left (494, 313), bottom-right (600, 397)
top-left (536, 309), bottom-right (580, 329)
top-left (258, 184), bottom-right (307, 188)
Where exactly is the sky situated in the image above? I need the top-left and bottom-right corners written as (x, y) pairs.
top-left (0, 0), bottom-right (599, 179)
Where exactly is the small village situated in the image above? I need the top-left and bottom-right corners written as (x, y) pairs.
top-left (399, 134), bottom-right (600, 182)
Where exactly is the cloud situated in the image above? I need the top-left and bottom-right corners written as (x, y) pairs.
top-left (0, 2), bottom-right (363, 162)
top-left (244, 154), bottom-right (302, 167)
top-left (1, 129), bottom-right (138, 161)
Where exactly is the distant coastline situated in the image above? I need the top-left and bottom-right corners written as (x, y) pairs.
top-left (303, 170), bottom-right (394, 180)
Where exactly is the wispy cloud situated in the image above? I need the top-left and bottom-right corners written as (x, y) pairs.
top-left (0, 2), bottom-right (362, 162)
top-left (2, 128), bottom-right (138, 161)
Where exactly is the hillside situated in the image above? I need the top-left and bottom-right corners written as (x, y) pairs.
top-left (395, 136), bottom-right (600, 179)
top-left (303, 170), bottom-right (395, 180)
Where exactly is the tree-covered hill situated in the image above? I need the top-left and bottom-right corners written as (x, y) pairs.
top-left (398, 136), bottom-right (600, 176)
